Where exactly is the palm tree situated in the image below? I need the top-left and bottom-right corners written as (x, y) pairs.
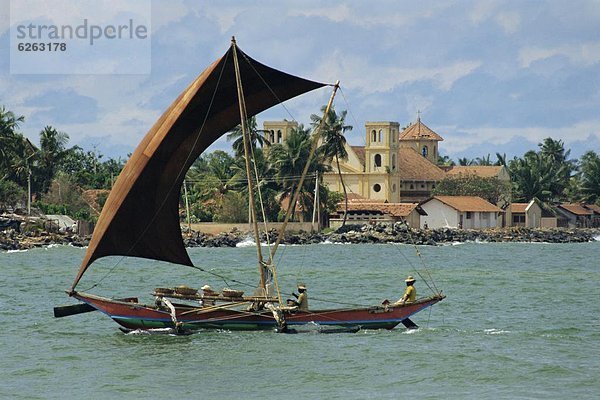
top-left (268, 125), bottom-right (326, 221)
top-left (0, 107), bottom-right (26, 179)
top-left (495, 153), bottom-right (507, 167)
top-left (437, 155), bottom-right (455, 166)
top-left (474, 154), bottom-right (493, 166)
top-left (311, 106), bottom-right (352, 226)
top-left (36, 126), bottom-right (69, 194)
top-left (226, 116), bottom-right (270, 157)
top-left (579, 151), bottom-right (600, 203)
top-left (458, 157), bottom-right (474, 166)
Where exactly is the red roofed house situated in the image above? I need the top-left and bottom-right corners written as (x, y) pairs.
top-left (510, 199), bottom-right (543, 228)
top-left (556, 203), bottom-right (594, 228)
top-left (419, 196), bottom-right (502, 229)
top-left (330, 200), bottom-right (427, 229)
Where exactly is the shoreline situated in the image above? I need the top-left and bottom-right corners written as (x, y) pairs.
top-left (2, 224), bottom-right (599, 252)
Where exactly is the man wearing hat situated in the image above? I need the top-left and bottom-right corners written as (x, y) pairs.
top-left (290, 284), bottom-right (309, 311)
top-left (396, 276), bottom-right (416, 304)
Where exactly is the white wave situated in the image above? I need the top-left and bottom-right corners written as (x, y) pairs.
top-left (7, 249), bottom-right (28, 253)
top-left (484, 328), bottom-right (510, 335)
top-left (236, 237), bottom-right (257, 248)
top-left (594, 235), bottom-right (600, 242)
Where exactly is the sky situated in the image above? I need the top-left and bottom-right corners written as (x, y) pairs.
top-left (1, 0), bottom-right (599, 163)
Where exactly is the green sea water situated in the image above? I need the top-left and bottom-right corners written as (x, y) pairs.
top-left (1, 240), bottom-right (599, 399)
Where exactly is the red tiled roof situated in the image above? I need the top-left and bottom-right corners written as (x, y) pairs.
top-left (399, 147), bottom-right (446, 181)
top-left (446, 166), bottom-right (504, 178)
top-left (511, 203), bottom-right (528, 213)
top-left (428, 196), bottom-right (502, 212)
top-left (350, 146), bottom-right (365, 166)
top-left (559, 203), bottom-right (593, 216)
top-left (399, 119), bottom-right (444, 141)
top-left (339, 202), bottom-right (424, 217)
top-left (585, 204), bottom-right (600, 214)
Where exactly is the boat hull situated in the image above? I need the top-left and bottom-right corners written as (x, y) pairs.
top-left (72, 292), bottom-right (444, 332)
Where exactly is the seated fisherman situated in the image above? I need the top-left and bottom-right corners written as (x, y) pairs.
top-left (289, 284), bottom-right (309, 311)
top-left (395, 276), bottom-right (416, 304)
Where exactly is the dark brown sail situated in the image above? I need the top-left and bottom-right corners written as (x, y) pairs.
top-left (71, 42), bottom-right (326, 290)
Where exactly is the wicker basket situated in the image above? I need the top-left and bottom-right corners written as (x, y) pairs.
top-left (154, 287), bottom-right (174, 295)
top-left (174, 286), bottom-right (198, 296)
top-left (222, 288), bottom-right (244, 298)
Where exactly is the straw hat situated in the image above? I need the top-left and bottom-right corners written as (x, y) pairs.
top-left (405, 276), bottom-right (416, 283)
top-left (201, 285), bottom-right (213, 291)
top-left (297, 284), bottom-right (307, 290)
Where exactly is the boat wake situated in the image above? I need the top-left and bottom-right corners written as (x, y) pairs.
top-left (594, 235), bottom-right (600, 242)
top-left (122, 327), bottom-right (193, 336)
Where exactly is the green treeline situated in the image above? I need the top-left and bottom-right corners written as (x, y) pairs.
top-left (436, 142), bottom-right (600, 205)
top-left (0, 106), bottom-right (349, 223)
top-left (2, 104), bottom-right (599, 224)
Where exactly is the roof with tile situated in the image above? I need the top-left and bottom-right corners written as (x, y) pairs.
top-left (340, 202), bottom-right (426, 217)
top-left (559, 203), bottom-right (593, 216)
top-left (426, 196), bottom-right (502, 212)
top-left (446, 166), bottom-right (504, 178)
top-left (398, 147), bottom-right (447, 181)
top-left (399, 119), bottom-right (444, 141)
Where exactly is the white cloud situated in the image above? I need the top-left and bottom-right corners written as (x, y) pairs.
top-left (312, 50), bottom-right (481, 93)
top-left (495, 11), bottom-right (520, 34)
top-left (151, 0), bottom-right (188, 33)
top-left (519, 42), bottom-right (600, 68)
top-left (441, 119), bottom-right (600, 155)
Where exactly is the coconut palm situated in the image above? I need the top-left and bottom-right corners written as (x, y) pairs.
top-left (0, 107), bottom-right (26, 179)
top-left (268, 125), bottom-right (326, 221)
top-left (311, 106), bottom-right (352, 226)
top-left (36, 126), bottom-right (69, 194)
top-left (226, 116), bottom-right (270, 157)
top-left (579, 151), bottom-right (600, 203)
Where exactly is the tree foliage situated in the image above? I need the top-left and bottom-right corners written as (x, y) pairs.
top-left (432, 175), bottom-right (511, 206)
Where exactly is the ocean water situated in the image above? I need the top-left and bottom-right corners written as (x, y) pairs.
top-left (1, 241), bottom-right (598, 399)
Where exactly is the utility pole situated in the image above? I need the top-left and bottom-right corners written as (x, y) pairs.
top-left (183, 179), bottom-right (191, 234)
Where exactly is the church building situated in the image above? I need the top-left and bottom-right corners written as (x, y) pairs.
top-left (321, 117), bottom-right (446, 203)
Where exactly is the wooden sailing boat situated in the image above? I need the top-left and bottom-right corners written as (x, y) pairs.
top-left (55, 38), bottom-right (445, 333)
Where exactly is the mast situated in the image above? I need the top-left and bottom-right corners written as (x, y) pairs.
top-left (268, 81), bottom-right (340, 262)
top-left (231, 37), bottom-right (267, 293)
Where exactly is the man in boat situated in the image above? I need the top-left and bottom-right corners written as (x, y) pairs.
top-left (395, 276), bottom-right (416, 304)
top-left (290, 284), bottom-right (308, 311)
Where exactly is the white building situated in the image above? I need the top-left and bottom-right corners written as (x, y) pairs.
top-left (419, 196), bottom-right (502, 229)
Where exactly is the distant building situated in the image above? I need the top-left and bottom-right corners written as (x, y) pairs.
top-left (322, 118), bottom-right (445, 203)
top-left (419, 196), bottom-right (502, 229)
top-left (330, 201), bottom-right (426, 229)
top-left (555, 203), bottom-right (594, 228)
top-left (510, 199), bottom-right (543, 228)
top-left (263, 120), bottom-right (298, 145)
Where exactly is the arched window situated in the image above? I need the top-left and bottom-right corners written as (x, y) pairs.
top-left (374, 154), bottom-right (382, 167)
top-left (422, 145), bottom-right (428, 157)
top-left (410, 184), bottom-right (414, 190)
top-left (378, 129), bottom-right (383, 142)
top-left (371, 130), bottom-right (377, 142)
top-left (277, 130), bottom-right (282, 143)
top-left (373, 184), bottom-right (381, 193)
top-left (392, 154), bottom-right (396, 170)
top-left (392, 183), bottom-right (396, 192)
top-left (270, 130), bottom-right (275, 143)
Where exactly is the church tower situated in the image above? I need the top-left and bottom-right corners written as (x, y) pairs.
top-left (364, 121), bottom-right (400, 201)
top-left (399, 115), bottom-right (443, 164)
top-left (263, 120), bottom-right (298, 145)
